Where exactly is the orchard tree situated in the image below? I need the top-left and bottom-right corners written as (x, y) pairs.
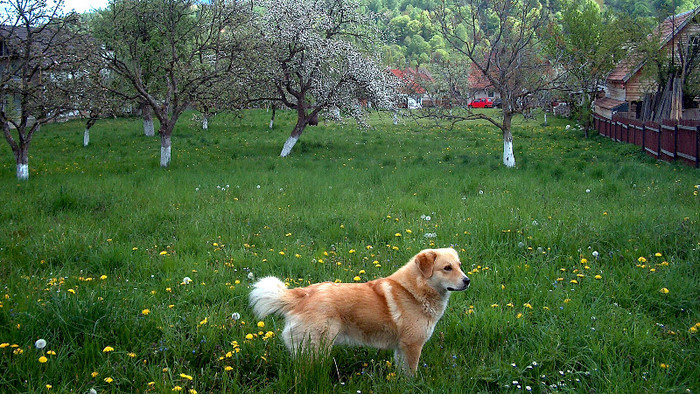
top-left (0, 0), bottom-right (86, 180)
top-left (92, 0), bottom-right (256, 167)
top-left (253, 0), bottom-right (397, 157)
top-left (552, 0), bottom-right (636, 137)
top-left (435, 0), bottom-right (560, 167)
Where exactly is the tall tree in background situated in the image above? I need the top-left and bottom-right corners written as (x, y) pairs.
top-left (0, 0), bottom-right (86, 180)
top-left (92, 0), bottom-right (256, 167)
top-left (253, 0), bottom-right (397, 157)
top-left (552, 0), bottom-right (636, 137)
top-left (436, 0), bottom-right (559, 167)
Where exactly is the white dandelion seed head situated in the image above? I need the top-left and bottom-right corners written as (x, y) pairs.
top-left (247, 272), bottom-right (255, 280)
top-left (35, 339), bottom-right (47, 349)
top-left (231, 312), bottom-right (241, 321)
top-left (592, 251), bottom-right (599, 258)
top-left (182, 276), bottom-right (192, 285)
top-left (586, 189), bottom-right (591, 193)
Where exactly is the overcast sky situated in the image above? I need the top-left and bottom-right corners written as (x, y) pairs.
top-left (62, 0), bottom-right (109, 13)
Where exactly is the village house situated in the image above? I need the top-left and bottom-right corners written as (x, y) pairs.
top-left (594, 7), bottom-right (700, 120)
top-left (388, 67), bottom-right (434, 108)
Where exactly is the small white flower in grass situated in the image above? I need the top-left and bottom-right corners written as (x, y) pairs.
top-left (247, 272), bottom-right (255, 280)
top-left (586, 189), bottom-right (591, 193)
top-left (35, 339), bottom-right (47, 349)
top-left (526, 386), bottom-right (532, 391)
top-left (592, 251), bottom-right (599, 258)
top-left (231, 312), bottom-right (241, 321)
top-left (182, 277), bottom-right (192, 285)
top-left (256, 185), bottom-right (261, 189)
top-left (479, 190), bottom-right (484, 195)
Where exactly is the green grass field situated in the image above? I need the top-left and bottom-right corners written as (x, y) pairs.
top-left (1, 109), bottom-right (698, 392)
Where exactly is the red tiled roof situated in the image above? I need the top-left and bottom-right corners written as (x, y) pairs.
top-left (389, 68), bottom-right (434, 94)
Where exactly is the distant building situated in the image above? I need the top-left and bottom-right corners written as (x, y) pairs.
top-left (388, 68), bottom-right (434, 108)
top-left (594, 7), bottom-right (700, 119)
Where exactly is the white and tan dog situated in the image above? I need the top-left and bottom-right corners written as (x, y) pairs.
top-left (249, 247), bottom-right (470, 374)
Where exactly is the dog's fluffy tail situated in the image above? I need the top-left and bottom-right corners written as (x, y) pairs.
top-left (249, 276), bottom-right (289, 319)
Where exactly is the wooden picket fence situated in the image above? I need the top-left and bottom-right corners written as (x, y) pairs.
top-left (593, 114), bottom-right (700, 168)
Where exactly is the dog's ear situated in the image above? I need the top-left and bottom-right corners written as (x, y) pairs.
top-left (415, 250), bottom-right (437, 278)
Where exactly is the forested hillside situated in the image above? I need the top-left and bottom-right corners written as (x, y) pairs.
top-left (367, 0), bottom-right (700, 69)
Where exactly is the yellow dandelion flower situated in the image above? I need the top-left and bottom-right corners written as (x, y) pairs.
top-left (349, 249), bottom-right (355, 254)
top-left (395, 233), bottom-right (402, 237)
top-left (660, 363), bottom-right (669, 369)
top-left (141, 309), bottom-right (150, 316)
top-left (103, 346), bottom-right (114, 353)
top-left (179, 373), bottom-right (193, 381)
top-left (689, 326), bottom-right (697, 333)
top-left (172, 386), bottom-right (182, 392)
top-left (47, 350), bottom-right (55, 355)
top-left (46, 385), bottom-right (52, 390)
top-left (516, 313), bottom-right (523, 319)
top-left (660, 288), bottom-right (670, 294)
top-left (128, 352), bottom-right (136, 358)
top-left (638, 257), bottom-right (647, 263)
top-left (245, 334), bottom-right (254, 340)
top-left (160, 251), bottom-right (168, 255)
top-left (359, 270), bottom-right (365, 274)
top-left (524, 303), bottom-right (533, 309)
top-left (655, 252), bottom-right (662, 257)
top-left (104, 377), bottom-right (113, 383)
top-left (39, 356), bottom-right (48, 363)
top-left (189, 389), bottom-right (198, 394)
top-left (257, 321), bottom-right (265, 328)
top-left (353, 276), bottom-right (361, 281)
top-left (0, 343), bottom-right (9, 348)
top-left (570, 279), bottom-right (578, 284)
top-left (199, 317), bottom-right (208, 326)
top-left (580, 258), bottom-right (588, 264)
top-left (91, 372), bottom-right (99, 378)
top-left (225, 366), bottom-right (233, 371)
top-left (100, 275), bottom-right (107, 280)
top-left (490, 303), bottom-right (499, 308)
top-left (506, 302), bottom-right (514, 308)
top-left (594, 275), bottom-right (602, 279)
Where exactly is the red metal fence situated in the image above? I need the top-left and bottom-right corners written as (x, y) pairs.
top-left (593, 114), bottom-right (700, 168)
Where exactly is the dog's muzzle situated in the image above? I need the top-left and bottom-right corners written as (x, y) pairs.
top-left (447, 276), bottom-right (470, 291)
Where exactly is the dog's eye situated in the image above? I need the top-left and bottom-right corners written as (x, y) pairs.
top-left (444, 266), bottom-right (452, 271)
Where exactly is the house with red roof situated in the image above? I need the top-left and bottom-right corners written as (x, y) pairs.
top-left (594, 7), bottom-right (700, 119)
top-left (388, 68), bottom-right (434, 108)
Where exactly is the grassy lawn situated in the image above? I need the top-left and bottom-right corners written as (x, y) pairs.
top-left (0, 109), bottom-right (698, 392)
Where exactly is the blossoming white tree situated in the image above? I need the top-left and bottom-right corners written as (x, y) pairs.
top-left (253, 0), bottom-right (397, 157)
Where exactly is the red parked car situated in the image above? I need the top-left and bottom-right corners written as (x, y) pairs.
top-left (467, 98), bottom-right (494, 108)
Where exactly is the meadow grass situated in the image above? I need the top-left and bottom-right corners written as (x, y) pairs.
top-left (0, 109), bottom-right (698, 392)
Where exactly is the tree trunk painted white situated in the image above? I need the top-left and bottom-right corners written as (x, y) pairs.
top-left (269, 118), bottom-right (274, 129)
top-left (202, 116), bottom-right (208, 130)
top-left (83, 128), bottom-right (90, 147)
top-left (16, 163), bottom-right (29, 180)
top-left (144, 119), bottom-right (155, 137)
top-left (503, 139), bottom-right (515, 167)
top-left (160, 133), bottom-right (172, 167)
top-left (280, 135), bottom-right (299, 157)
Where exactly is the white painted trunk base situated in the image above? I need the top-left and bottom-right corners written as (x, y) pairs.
top-left (143, 119), bottom-right (155, 137)
top-left (161, 145), bottom-right (171, 167)
top-left (17, 164), bottom-right (29, 180)
top-left (280, 136), bottom-right (299, 157)
top-left (202, 117), bottom-right (208, 130)
top-left (269, 119), bottom-right (274, 129)
top-left (83, 129), bottom-right (90, 147)
top-left (503, 140), bottom-right (516, 168)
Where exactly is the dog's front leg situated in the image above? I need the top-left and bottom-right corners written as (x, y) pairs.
top-left (397, 342), bottom-right (423, 375)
